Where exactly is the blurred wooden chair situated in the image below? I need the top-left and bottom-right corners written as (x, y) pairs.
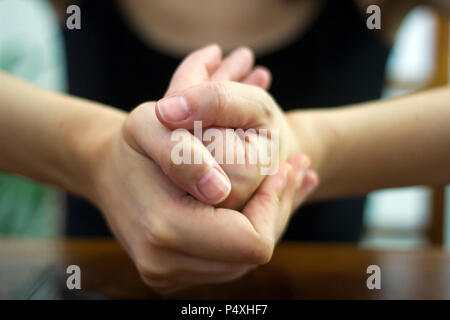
top-left (426, 15), bottom-right (449, 246)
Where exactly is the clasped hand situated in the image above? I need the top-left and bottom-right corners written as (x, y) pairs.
top-left (90, 45), bottom-right (318, 293)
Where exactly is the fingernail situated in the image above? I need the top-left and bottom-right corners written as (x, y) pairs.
top-left (197, 168), bottom-right (231, 202)
top-left (157, 96), bottom-right (190, 122)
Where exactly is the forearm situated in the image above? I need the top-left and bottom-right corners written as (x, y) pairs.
top-left (288, 86), bottom-right (450, 200)
top-left (0, 71), bottom-right (126, 200)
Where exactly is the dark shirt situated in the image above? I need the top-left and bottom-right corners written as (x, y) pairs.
top-left (63, 0), bottom-right (390, 241)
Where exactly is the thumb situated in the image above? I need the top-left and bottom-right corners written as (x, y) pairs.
top-left (156, 81), bottom-right (276, 130)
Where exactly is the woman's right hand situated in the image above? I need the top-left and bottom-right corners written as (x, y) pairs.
top-left (90, 111), bottom-right (309, 293)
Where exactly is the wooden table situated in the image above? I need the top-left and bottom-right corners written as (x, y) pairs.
top-left (1, 238), bottom-right (450, 299)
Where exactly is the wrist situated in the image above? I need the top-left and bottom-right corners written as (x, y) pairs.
top-left (64, 104), bottom-right (127, 202)
top-left (286, 111), bottom-right (330, 177)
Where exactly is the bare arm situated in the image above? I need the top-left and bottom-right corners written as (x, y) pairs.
top-left (0, 70), bottom-right (124, 201)
top-left (288, 86), bottom-right (450, 200)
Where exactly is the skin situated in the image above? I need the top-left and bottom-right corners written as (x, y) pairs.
top-left (156, 82), bottom-right (450, 202)
top-left (0, 46), bottom-right (316, 293)
top-left (127, 45), bottom-right (317, 209)
top-left (155, 74), bottom-right (319, 209)
top-left (289, 87), bottom-right (450, 200)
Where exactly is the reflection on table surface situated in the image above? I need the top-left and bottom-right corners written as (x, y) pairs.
top-left (1, 238), bottom-right (450, 299)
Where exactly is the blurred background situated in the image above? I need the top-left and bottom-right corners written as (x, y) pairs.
top-left (362, 6), bottom-right (450, 248)
top-left (0, 0), bottom-right (448, 247)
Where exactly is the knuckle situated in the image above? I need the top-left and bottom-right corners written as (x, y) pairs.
top-left (123, 111), bottom-right (138, 139)
top-left (259, 189), bottom-right (280, 210)
top-left (137, 264), bottom-right (162, 284)
top-left (164, 157), bottom-right (179, 176)
top-left (127, 102), bottom-right (153, 127)
top-left (255, 89), bottom-right (275, 120)
top-left (207, 82), bottom-right (227, 115)
top-left (141, 276), bottom-right (172, 293)
top-left (123, 102), bottom-right (154, 144)
top-left (137, 261), bottom-right (180, 294)
top-left (137, 260), bottom-right (171, 284)
top-left (141, 214), bottom-right (174, 247)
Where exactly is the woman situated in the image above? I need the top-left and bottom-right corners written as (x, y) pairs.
top-left (57, 0), bottom-right (450, 241)
top-left (1, 44), bottom-right (449, 292)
